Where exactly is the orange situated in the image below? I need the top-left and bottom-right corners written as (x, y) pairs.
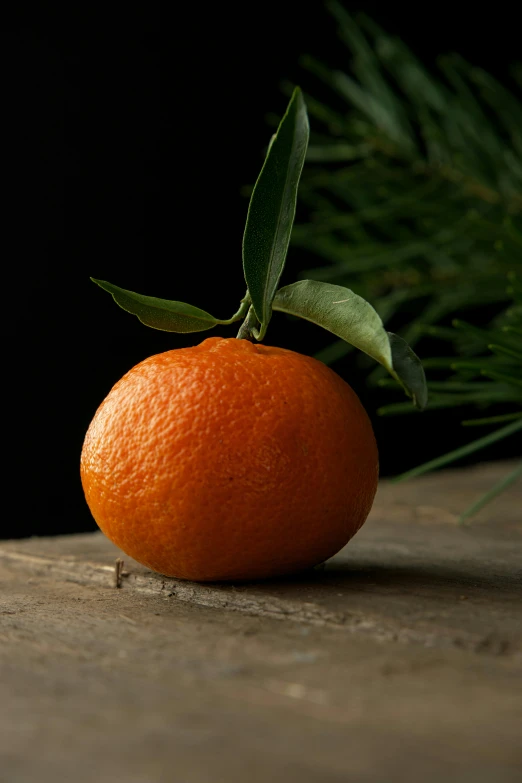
top-left (81, 337), bottom-right (378, 581)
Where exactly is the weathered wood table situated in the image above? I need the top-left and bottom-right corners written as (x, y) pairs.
top-left (1, 461), bottom-right (521, 783)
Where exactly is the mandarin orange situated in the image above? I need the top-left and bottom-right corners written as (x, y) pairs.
top-left (80, 337), bottom-right (378, 581)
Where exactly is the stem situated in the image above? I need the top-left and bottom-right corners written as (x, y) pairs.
top-left (219, 291), bottom-right (251, 325)
top-left (236, 305), bottom-right (261, 341)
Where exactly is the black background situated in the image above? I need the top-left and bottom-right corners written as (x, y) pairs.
top-left (8, 3), bottom-right (520, 538)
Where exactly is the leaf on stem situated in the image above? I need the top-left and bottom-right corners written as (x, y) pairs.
top-left (91, 279), bottom-right (243, 333)
top-left (242, 87), bottom-right (310, 340)
top-left (273, 279), bottom-right (428, 408)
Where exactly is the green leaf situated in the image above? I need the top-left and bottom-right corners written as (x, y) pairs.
top-left (242, 87), bottom-right (310, 340)
top-left (387, 333), bottom-right (428, 409)
top-left (91, 279), bottom-right (246, 333)
top-left (273, 279), bottom-right (427, 408)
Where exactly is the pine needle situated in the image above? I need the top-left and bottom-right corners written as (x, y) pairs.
top-left (291, 5), bottom-right (522, 516)
top-left (392, 419), bottom-right (522, 482)
top-left (458, 463), bottom-right (522, 524)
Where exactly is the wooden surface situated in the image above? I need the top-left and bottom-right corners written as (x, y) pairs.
top-left (1, 461), bottom-right (521, 782)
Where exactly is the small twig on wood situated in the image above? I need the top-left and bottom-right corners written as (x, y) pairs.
top-left (114, 558), bottom-right (125, 588)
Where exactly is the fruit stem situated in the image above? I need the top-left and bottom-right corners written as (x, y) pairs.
top-left (220, 294), bottom-right (251, 325)
top-left (236, 305), bottom-right (261, 341)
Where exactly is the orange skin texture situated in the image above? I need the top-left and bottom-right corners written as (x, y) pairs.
top-left (81, 337), bottom-right (378, 581)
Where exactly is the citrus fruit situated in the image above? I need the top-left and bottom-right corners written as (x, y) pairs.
top-left (81, 337), bottom-right (378, 581)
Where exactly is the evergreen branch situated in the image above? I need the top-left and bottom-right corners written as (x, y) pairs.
top-left (291, 4), bottom-right (522, 517)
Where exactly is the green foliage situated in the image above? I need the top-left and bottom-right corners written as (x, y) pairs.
top-left (289, 1), bottom-right (522, 517)
top-left (292, 6), bottom-right (521, 323)
top-left (389, 293), bottom-right (522, 519)
top-left (273, 280), bottom-right (427, 407)
top-left (243, 88), bottom-right (309, 340)
top-left (91, 279), bottom-right (250, 332)
top-left (92, 88), bottom-right (427, 409)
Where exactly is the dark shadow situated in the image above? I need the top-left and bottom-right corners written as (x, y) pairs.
top-left (217, 560), bottom-right (521, 601)
top-left (320, 561), bottom-right (520, 594)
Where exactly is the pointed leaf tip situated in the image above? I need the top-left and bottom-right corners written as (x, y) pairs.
top-left (273, 280), bottom-right (428, 408)
top-left (387, 332), bottom-right (428, 410)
